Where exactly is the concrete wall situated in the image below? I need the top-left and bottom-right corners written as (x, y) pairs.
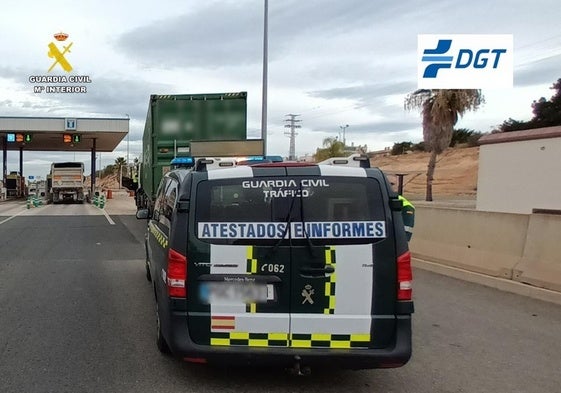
top-left (476, 137), bottom-right (561, 214)
top-left (513, 214), bottom-right (561, 292)
top-left (410, 206), bottom-right (528, 279)
top-left (410, 206), bottom-right (561, 292)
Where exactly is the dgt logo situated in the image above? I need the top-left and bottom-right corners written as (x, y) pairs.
top-left (417, 34), bottom-right (513, 89)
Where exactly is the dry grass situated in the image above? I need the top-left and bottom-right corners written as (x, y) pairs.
top-left (371, 146), bottom-right (479, 200)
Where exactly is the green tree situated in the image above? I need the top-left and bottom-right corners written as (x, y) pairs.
top-left (391, 141), bottom-right (414, 155)
top-left (314, 137), bottom-right (345, 161)
top-left (499, 78), bottom-right (561, 131)
top-left (405, 89), bottom-right (484, 201)
top-left (450, 128), bottom-right (483, 147)
top-left (530, 78), bottom-right (561, 127)
top-left (114, 157), bottom-right (126, 174)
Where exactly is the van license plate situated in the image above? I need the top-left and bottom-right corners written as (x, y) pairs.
top-left (199, 283), bottom-right (274, 304)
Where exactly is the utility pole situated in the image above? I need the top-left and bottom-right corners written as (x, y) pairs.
top-left (284, 114), bottom-right (301, 161)
top-left (261, 0), bottom-right (269, 155)
top-left (126, 114), bottom-right (130, 177)
top-left (339, 124), bottom-right (349, 147)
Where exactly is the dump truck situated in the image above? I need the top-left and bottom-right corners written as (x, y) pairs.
top-left (136, 92), bottom-right (248, 212)
top-left (50, 162), bottom-right (86, 203)
top-left (6, 172), bottom-right (22, 197)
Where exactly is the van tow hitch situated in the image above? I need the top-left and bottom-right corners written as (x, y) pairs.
top-left (287, 356), bottom-right (312, 376)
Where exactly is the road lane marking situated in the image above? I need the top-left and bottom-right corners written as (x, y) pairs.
top-left (0, 209), bottom-right (28, 225)
top-left (102, 209), bottom-right (116, 225)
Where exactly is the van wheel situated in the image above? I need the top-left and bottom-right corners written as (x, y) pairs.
top-left (155, 300), bottom-right (171, 355)
top-left (145, 260), bottom-right (152, 282)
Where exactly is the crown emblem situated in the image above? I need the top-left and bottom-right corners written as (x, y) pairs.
top-left (54, 32), bottom-right (69, 41)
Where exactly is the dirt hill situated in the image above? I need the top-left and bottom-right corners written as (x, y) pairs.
top-left (371, 146), bottom-right (480, 200)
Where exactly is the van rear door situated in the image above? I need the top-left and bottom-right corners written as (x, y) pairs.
top-left (188, 172), bottom-right (292, 347)
top-left (285, 170), bottom-right (392, 349)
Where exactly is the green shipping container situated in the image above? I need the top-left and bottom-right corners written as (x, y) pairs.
top-left (139, 92), bottom-right (247, 208)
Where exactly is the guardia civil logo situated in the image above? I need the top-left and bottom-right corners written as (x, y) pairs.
top-left (48, 32), bottom-right (73, 72)
top-left (28, 31), bottom-right (93, 94)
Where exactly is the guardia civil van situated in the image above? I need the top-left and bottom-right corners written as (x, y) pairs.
top-left (136, 154), bottom-right (414, 372)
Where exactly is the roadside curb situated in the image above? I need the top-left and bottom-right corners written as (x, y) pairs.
top-left (413, 257), bottom-right (561, 306)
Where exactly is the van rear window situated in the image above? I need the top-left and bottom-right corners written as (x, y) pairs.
top-left (194, 176), bottom-right (387, 245)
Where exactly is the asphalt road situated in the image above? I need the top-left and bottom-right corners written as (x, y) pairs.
top-left (1, 203), bottom-right (560, 393)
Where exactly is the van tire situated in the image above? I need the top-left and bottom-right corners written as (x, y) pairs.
top-left (145, 260), bottom-right (152, 282)
top-left (154, 290), bottom-right (171, 355)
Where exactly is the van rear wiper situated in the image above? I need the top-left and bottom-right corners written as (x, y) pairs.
top-left (298, 182), bottom-right (317, 258)
top-left (265, 189), bottom-right (299, 259)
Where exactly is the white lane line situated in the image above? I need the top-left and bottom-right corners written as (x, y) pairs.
top-left (0, 209), bottom-right (28, 225)
top-left (102, 208), bottom-right (116, 225)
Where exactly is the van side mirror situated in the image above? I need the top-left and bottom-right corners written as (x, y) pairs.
top-left (136, 209), bottom-right (150, 220)
top-left (390, 198), bottom-right (403, 211)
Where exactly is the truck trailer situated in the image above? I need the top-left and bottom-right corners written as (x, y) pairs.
top-left (136, 92), bottom-right (248, 213)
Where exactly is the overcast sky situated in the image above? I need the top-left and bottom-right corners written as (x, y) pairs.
top-left (1, 0), bottom-right (560, 178)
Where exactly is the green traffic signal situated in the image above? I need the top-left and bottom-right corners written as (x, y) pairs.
top-left (24, 134), bottom-right (32, 142)
top-left (73, 134), bottom-right (81, 143)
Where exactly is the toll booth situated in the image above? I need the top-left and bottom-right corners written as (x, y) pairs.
top-left (0, 117), bottom-right (129, 199)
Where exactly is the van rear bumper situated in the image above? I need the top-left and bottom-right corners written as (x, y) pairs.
top-left (164, 313), bottom-right (412, 370)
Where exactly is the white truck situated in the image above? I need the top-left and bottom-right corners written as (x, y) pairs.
top-left (50, 162), bottom-right (86, 203)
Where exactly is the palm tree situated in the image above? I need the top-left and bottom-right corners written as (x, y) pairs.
top-left (404, 89), bottom-right (484, 201)
top-left (314, 137), bottom-right (346, 161)
top-left (114, 157), bottom-right (126, 189)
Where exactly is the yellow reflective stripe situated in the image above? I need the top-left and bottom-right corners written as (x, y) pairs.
top-left (398, 195), bottom-right (414, 209)
top-left (149, 222), bottom-right (168, 249)
top-left (291, 340), bottom-right (312, 348)
top-left (210, 332), bottom-right (289, 347)
top-left (330, 341), bottom-right (351, 349)
top-left (229, 332), bottom-right (250, 340)
top-left (310, 333), bottom-right (331, 341)
top-left (248, 339), bottom-right (268, 347)
top-left (210, 332), bottom-right (370, 348)
top-left (324, 246), bottom-right (337, 314)
top-left (210, 338), bottom-right (230, 346)
top-left (350, 334), bottom-right (371, 342)
top-left (268, 333), bottom-right (289, 341)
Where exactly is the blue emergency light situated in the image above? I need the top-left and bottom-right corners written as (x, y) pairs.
top-left (170, 157), bottom-right (195, 168)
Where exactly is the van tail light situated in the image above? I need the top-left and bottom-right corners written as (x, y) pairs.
top-left (397, 251), bottom-right (413, 301)
top-left (167, 249), bottom-right (187, 297)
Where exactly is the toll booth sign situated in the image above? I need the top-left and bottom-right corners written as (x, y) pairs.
top-left (65, 118), bottom-right (77, 130)
top-left (7, 133), bottom-right (15, 142)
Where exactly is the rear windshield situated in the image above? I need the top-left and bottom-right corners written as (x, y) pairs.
top-left (195, 176), bottom-right (387, 245)
top-left (53, 163), bottom-right (83, 168)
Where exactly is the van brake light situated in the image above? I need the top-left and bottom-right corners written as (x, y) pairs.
top-left (397, 251), bottom-right (412, 301)
top-left (167, 249), bottom-right (187, 297)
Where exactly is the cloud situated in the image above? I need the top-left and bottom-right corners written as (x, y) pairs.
top-left (308, 81), bottom-right (415, 106)
top-left (515, 53), bottom-right (561, 88)
top-left (310, 120), bottom-right (418, 135)
top-left (115, 0), bottom-right (419, 70)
